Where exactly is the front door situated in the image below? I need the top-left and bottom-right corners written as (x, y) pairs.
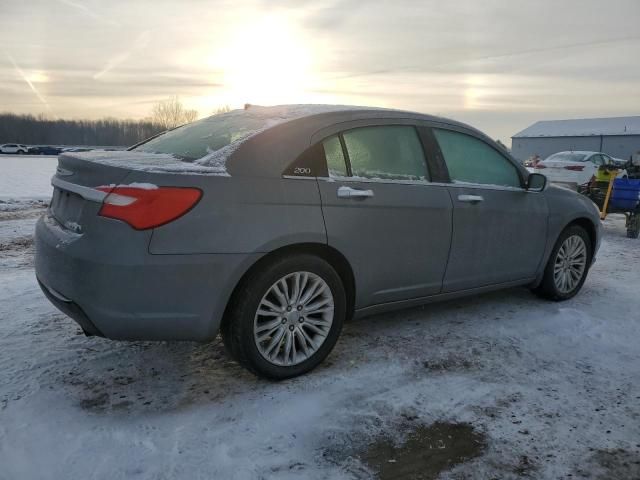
top-left (430, 127), bottom-right (548, 292)
top-left (316, 125), bottom-right (453, 308)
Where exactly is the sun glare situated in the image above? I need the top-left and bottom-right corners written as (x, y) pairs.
top-left (25, 71), bottom-right (49, 83)
top-left (211, 15), bottom-right (320, 108)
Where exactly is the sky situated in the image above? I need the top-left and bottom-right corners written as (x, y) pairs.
top-left (1, 0), bottom-right (639, 144)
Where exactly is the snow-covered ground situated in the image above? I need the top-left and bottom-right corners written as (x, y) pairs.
top-left (0, 155), bottom-right (57, 200)
top-left (0, 167), bottom-right (639, 479)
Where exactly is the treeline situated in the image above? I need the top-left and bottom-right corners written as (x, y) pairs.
top-left (0, 113), bottom-right (165, 147)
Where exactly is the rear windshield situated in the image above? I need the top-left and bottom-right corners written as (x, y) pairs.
top-left (132, 111), bottom-right (269, 161)
top-left (545, 152), bottom-right (588, 162)
top-left (132, 105), bottom-right (346, 162)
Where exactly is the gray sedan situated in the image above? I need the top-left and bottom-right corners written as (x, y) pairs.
top-left (35, 105), bottom-right (602, 379)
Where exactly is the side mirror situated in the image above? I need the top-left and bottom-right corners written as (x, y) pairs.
top-left (527, 172), bottom-right (547, 192)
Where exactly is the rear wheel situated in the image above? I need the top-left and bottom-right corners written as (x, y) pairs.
top-left (221, 254), bottom-right (346, 379)
top-left (533, 225), bottom-right (592, 301)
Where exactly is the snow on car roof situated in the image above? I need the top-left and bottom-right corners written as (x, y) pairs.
top-left (78, 104), bottom-right (398, 175)
top-left (192, 104), bottom-right (383, 170)
top-left (513, 116), bottom-right (640, 138)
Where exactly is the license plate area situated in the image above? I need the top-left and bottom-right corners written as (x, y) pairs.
top-left (51, 188), bottom-right (86, 227)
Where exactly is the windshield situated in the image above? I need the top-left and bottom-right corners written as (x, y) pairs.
top-left (545, 152), bottom-right (588, 162)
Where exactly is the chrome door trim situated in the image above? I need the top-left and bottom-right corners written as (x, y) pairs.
top-left (311, 175), bottom-right (541, 194)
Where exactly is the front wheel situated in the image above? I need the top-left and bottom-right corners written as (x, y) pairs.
top-left (221, 254), bottom-right (346, 379)
top-left (533, 225), bottom-right (592, 301)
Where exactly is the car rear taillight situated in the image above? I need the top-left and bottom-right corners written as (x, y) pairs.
top-left (534, 164), bottom-right (546, 169)
top-left (564, 165), bottom-right (585, 171)
top-left (96, 186), bottom-right (202, 230)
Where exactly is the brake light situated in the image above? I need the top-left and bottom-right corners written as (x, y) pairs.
top-left (534, 164), bottom-right (546, 169)
top-left (564, 165), bottom-right (584, 171)
top-left (96, 185), bottom-right (202, 230)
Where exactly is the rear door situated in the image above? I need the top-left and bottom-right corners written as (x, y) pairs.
top-left (316, 124), bottom-right (453, 308)
top-left (431, 127), bottom-right (548, 292)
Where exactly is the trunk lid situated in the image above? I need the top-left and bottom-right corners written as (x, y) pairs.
top-left (49, 150), bottom-right (222, 233)
top-left (50, 152), bottom-right (134, 230)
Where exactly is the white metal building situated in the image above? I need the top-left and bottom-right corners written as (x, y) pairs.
top-left (511, 116), bottom-right (640, 162)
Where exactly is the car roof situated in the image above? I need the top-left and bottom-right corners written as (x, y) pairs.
top-left (224, 104), bottom-right (492, 177)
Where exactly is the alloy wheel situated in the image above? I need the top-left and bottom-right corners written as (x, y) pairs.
top-left (553, 235), bottom-right (587, 293)
top-left (253, 271), bottom-right (334, 366)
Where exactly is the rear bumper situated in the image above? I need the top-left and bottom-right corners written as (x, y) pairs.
top-left (35, 215), bottom-right (259, 341)
top-left (38, 279), bottom-right (104, 337)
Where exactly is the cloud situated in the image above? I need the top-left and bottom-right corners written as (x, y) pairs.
top-left (4, 54), bottom-right (51, 111)
top-left (1, 0), bottom-right (639, 142)
top-left (57, 0), bottom-right (121, 26)
top-left (93, 30), bottom-right (152, 79)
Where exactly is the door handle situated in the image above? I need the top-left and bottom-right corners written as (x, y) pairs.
top-left (458, 194), bottom-right (484, 203)
top-left (337, 186), bottom-right (374, 199)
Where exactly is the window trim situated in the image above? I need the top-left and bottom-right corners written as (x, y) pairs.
top-left (337, 134), bottom-right (353, 177)
top-left (429, 126), bottom-right (526, 190)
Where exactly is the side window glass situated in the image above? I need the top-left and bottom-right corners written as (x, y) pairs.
top-left (322, 136), bottom-right (348, 177)
top-left (342, 126), bottom-right (428, 181)
top-left (433, 128), bottom-right (521, 188)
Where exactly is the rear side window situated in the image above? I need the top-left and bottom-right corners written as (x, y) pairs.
top-left (433, 129), bottom-right (521, 188)
top-left (323, 136), bottom-right (348, 177)
top-left (326, 125), bottom-right (428, 181)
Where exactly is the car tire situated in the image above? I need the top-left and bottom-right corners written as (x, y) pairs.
top-left (221, 253), bottom-right (346, 379)
top-left (533, 225), bottom-right (592, 301)
top-left (627, 214), bottom-right (640, 239)
top-left (18, 150), bottom-right (25, 155)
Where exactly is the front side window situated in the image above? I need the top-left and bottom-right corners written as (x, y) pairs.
top-left (433, 128), bottom-right (521, 188)
top-left (340, 126), bottom-right (428, 181)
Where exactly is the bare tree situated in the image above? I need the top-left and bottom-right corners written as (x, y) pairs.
top-left (0, 112), bottom-right (163, 146)
top-left (150, 96), bottom-right (199, 130)
top-left (214, 105), bottom-right (231, 115)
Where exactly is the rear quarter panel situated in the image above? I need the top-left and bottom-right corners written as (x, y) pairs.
top-left (119, 173), bottom-right (327, 255)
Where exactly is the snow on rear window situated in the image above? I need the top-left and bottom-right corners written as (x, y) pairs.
top-left (133, 105), bottom-right (359, 170)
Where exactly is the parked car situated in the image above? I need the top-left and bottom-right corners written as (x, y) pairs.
top-left (35, 105), bottom-right (602, 379)
top-left (534, 151), bottom-right (626, 188)
top-left (0, 143), bottom-right (28, 154)
top-left (61, 147), bottom-right (92, 153)
top-left (28, 145), bottom-right (62, 155)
